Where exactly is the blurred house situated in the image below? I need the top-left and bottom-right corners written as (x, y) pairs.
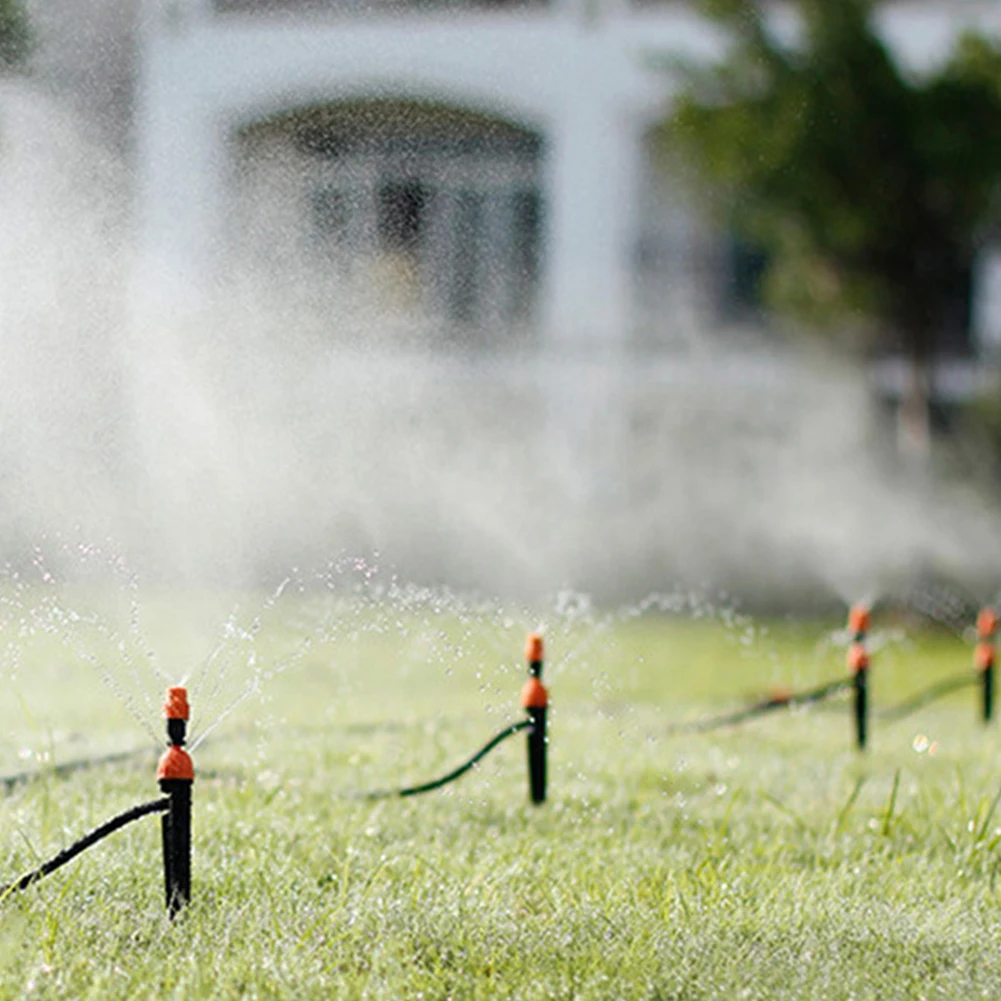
top-left (127, 0), bottom-right (1001, 353)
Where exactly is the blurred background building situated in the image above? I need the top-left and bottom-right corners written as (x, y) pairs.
top-left (5, 0), bottom-right (1001, 598)
top-left (123, 0), bottom-right (1001, 353)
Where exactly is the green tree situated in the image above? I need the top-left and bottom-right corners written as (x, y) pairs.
top-left (0, 0), bottom-right (31, 73)
top-left (665, 0), bottom-right (1001, 452)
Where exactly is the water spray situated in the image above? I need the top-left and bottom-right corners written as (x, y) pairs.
top-left (157, 686), bottom-right (194, 918)
top-left (975, 607), bottom-right (997, 724)
top-left (521, 632), bottom-right (548, 805)
top-left (847, 604), bottom-right (870, 750)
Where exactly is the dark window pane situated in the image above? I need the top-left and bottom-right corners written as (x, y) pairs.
top-left (377, 181), bottom-right (429, 252)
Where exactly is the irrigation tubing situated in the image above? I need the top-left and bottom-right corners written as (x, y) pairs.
top-left (0, 797), bottom-right (169, 899)
top-left (665, 678), bottom-right (853, 736)
top-left (356, 719), bottom-right (533, 800)
top-left (878, 672), bottom-right (979, 722)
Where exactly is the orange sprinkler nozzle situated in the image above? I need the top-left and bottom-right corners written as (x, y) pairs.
top-left (977, 608), bottom-right (998, 640)
top-left (848, 605), bottom-right (871, 637)
top-left (848, 643), bottom-right (869, 674)
top-left (525, 632), bottom-right (544, 664)
top-left (521, 677), bottom-right (549, 709)
top-left (157, 745), bottom-right (194, 782)
top-left (976, 641), bottom-right (996, 672)
top-left (165, 687), bottom-right (190, 721)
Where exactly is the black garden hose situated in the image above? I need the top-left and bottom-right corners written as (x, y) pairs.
top-left (1, 797), bottom-right (169, 898)
top-left (358, 719), bottom-right (532, 799)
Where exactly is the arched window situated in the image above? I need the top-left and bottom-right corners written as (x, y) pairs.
top-left (230, 100), bottom-right (544, 340)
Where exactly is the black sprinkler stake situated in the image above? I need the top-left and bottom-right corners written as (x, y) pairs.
top-left (521, 633), bottom-right (549, 805)
top-left (157, 687), bottom-right (194, 919)
top-left (853, 663), bottom-right (868, 750)
top-left (160, 778), bottom-right (191, 917)
top-left (984, 663), bottom-right (994, 724)
top-left (526, 706), bottom-right (547, 804)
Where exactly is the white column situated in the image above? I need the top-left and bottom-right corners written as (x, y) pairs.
top-left (539, 105), bottom-right (642, 505)
top-left (131, 33), bottom-right (227, 330)
top-left (540, 104), bottom-right (642, 347)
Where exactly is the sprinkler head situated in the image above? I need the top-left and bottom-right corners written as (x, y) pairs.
top-left (848, 605), bottom-right (871, 637)
top-left (157, 744), bottom-right (194, 781)
top-left (165, 687), bottom-right (190, 720)
top-left (976, 642), bottom-right (995, 672)
top-left (520, 676), bottom-right (549, 709)
top-left (977, 608), bottom-right (998, 640)
top-left (159, 686), bottom-right (194, 779)
top-left (164, 686), bottom-right (189, 747)
top-left (525, 632), bottom-right (544, 665)
top-left (847, 642), bottom-right (869, 674)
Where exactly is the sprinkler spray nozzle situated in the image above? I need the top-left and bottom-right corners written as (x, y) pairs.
top-left (977, 608), bottom-right (998, 640)
top-left (848, 604), bottom-right (871, 638)
top-left (165, 687), bottom-right (190, 720)
top-left (525, 632), bottom-right (544, 667)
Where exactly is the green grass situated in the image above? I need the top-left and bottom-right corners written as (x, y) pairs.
top-left (0, 590), bottom-right (1000, 999)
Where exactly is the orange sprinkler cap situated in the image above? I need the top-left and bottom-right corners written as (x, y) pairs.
top-left (975, 641), bottom-right (995, 672)
top-left (164, 687), bottom-right (190, 721)
top-left (521, 677), bottom-right (549, 709)
top-left (847, 643), bottom-right (869, 674)
top-left (977, 608), bottom-right (998, 640)
top-left (848, 605), bottom-right (871, 636)
top-left (525, 632), bottom-right (544, 664)
top-left (157, 745), bottom-right (194, 781)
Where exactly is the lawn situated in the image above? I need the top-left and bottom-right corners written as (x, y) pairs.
top-left (0, 582), bottom-right (999, 999)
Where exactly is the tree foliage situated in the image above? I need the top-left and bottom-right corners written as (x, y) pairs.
top-left (666, 0), bottom-right (1001, 361)
top-left (0, 0), bottom-right (31, 73)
